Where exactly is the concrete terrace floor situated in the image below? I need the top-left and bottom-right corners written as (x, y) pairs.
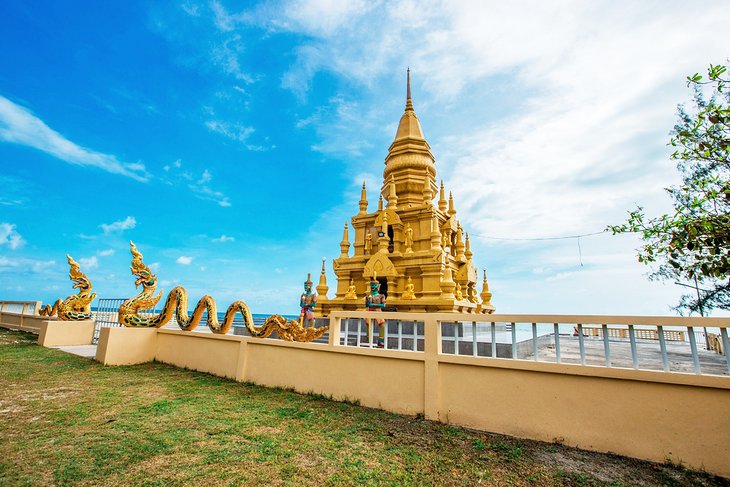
top-left (531, 336), bottom-right (729, 376)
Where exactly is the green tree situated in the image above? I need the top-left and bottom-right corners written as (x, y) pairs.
top-left (609, 63), bottom-right (729, 315)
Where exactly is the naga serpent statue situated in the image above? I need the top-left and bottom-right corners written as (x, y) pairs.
top-left (118, 242), bottom-right (328, 342)
top-left (39, 255), bottom-right (97, 320)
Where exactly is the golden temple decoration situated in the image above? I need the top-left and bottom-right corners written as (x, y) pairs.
top-left (438, 181), bottom-right (447, 213)
top-left (455, 283), bottom-right (464, 301)
top-left (479, 269), bottom-right (494, 311)
top-left (316, 258), bottom-right (329, 300)
top-left (364, 231), bottom-right (373, 254)
top-left (340, 222), bottom-right (350, 258)
top-left (118, 242), bottom-right (327, 342)
top-left (344, 279), bottom-right (358, 300)
top-left (39, 255), bottom-right (96, 320)
top-left (401, 277), bottom-right (416, 300)
top-left (316, 70), bottom-right (494, 316)
top-left (358, 182), bottom-right (368, 215)
top-left (387, 175), bottom-right (398, 210)
top-left (448, 191), bottom-right (456, 217)
top-left (404, 223), bottom-right (414, 254)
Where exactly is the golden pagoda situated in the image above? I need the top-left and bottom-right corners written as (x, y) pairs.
top-left (317, 70), bottom-right (495, 315)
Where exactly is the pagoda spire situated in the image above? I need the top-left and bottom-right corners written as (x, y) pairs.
top-left (448, 191), bottom-right (456, 217)
top-left (406, 67), bottom-right (413, 112)
top-left (387, 174), bottom-right (398, 209)
top-left (340, 221), bottom-right (350, 258)
top-left (438, 181), bottom-right (447, 213)
top-left (383, 69), bottom-right (436, 206)
top-left (465, 232), bottom-right (473, 261)
top-left (358, 182), bottom-right (368, 215)
top-left (316, 258), bottom-right (329, 300)
top-left (480, 269), bottom-right (493, 308)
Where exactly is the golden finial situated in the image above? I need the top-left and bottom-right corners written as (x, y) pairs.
top-left (358, 181), bottom-right (368, 214)
top-left (377, 195), bottom-right (383, 211)
top-left (340, 221), bottom-right (350, 258)
top-left (405, 67), bottom-right (413, 112)
top-left (480, 268), bottom-right (493, 307)
top-left (465, 232), bottom-right (473, 260)
top-left (431, 213), bottom-right (442, 251)
top-left (316, 258), bottom-right (329, 299)
top-left (438, 180), bottom-right (447, 213)
top-left (387, 174), bottom-right (398, 209)
top-left (448, 191), bottom-right (456, 217)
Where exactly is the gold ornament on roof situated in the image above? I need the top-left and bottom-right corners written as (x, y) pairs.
top-left (455, 283), bottom-right (464, 301)
top-left (401, 277), bottom-right (416, 300)
top-left (404, 223), bottom-right (414, 254)
top-left (118, 242), bottom-right (327, 342)
top-left (344, 279), bottom-right (357, 300)
top-left (39, 255), bottom-right (97, 320)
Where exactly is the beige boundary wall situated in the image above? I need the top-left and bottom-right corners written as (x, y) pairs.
top-left (0, 312), bottom-right (95, 347)
top-left (94, 311), bottom-right (730, 478)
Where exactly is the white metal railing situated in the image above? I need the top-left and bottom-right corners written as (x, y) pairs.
top-left (439, 315), bottom-right (730, 376)
top-left (329, 311), bottom-right (730, 376)
top-left (0, 301), bottom-right (41, 315)
top-left (339, 317), bottom-right (424, 351)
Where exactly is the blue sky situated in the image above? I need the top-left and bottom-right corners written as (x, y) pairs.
top-left (0, 1), bottom-right (728, 315)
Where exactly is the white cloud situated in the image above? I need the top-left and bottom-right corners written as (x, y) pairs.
top-left (160, 159), bottom-right (231, 207)
top-left (176, 256), bottom-right (193, 265)
top-left (0, 256), bottom-right (55, 273)
top-left (0, 96), bottom-right (150, 182)
top-left (77, 256), bottom-right (99, 270)
top-left (205, 119), bottom-right (254, 142)
top-left (97, 249), bottom-right (115, 257)
top-left (0, 223), bottom-right (24, 250)
top-left (189, 169), bottom-right (231, 207)
top-left (212, 234), bottom-right (235, 243)
top-left (100, 216), bottom-right (137, 235)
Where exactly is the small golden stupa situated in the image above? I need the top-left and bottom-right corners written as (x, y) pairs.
top-left (316, 70), bottom-right (495, 315)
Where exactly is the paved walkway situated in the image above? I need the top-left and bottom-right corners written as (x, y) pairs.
top-left (50, 344), bottom-right (97, 359)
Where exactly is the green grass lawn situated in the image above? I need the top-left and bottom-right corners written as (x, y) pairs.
top-left (0, 328), bottom-right (726, 486)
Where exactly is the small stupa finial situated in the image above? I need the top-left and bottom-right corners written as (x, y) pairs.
top-left (317, 257), bottom-right (329, 300)
top-left (405, 67), bottom-right (414, 112)
top-left (340, 221), bottom-right (350, 258)
top-left (358, 181), bottom-right (368, 214)
top-left (438, 180), bottom-right (447, 213)
top-left (387, 174), bottom-right (398, 209)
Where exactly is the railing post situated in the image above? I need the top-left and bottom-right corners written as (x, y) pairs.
top-left (423, 315), bottom-right (440, 421)
top-left (328, 314), bottom-right (340, 347)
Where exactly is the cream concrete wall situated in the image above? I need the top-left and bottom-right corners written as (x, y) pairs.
top-left (437, 357), bottom-right (730, 475)
top-left (88, 312), bottom-right (730, 478)
top-left (95, 327), bottom-right (157, 365)
top-left (38, 319), bottom-right (94, 347)
top-left (244, 341), bottom-right (424, 414)
top-left (0, 313), bottom-right (48, 334)
top-left (156, 331), bottom-right (241, 379)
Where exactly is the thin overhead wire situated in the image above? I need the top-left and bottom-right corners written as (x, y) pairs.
top-left (474, 230), bottom-right (607, 242)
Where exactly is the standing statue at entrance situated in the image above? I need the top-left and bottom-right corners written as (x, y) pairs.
top-left (299, 274), bottom-right (317, 327)
top-left (365, 272), bottom-right (387, 347)
top-left (404, 223), bottom-right (414, 254)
